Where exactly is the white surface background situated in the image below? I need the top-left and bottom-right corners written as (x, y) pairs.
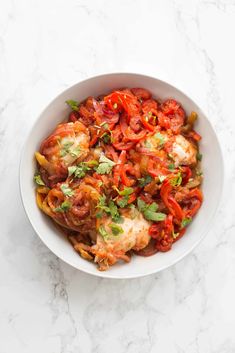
top-left (0, 0), bottom-right (235, 352)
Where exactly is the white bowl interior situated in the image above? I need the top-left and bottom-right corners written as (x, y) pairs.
top-left (20, 73), bottom-right (223, 279)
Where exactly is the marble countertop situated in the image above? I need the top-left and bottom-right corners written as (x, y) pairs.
top-left (1, 0), bottom-right (235, 352)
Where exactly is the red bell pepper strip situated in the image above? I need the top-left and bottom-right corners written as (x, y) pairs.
top-left (111, 125), bottom-right (135, 150)
top-left (140, 115), bottom-right (155, 131)
top-left (120, 164), bottom-right (135, 186)
top-left (120, 116), bottom-right (146, 141)
top-left (184, 188), bottom-right (203, 217)
top-left (160, 179), bottom-right (184, 221)
top-left (104, 91), bottom-right (139, 116)
top-left (181, 166), bottom-right (192, 185)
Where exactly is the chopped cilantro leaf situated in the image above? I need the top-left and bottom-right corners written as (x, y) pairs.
top-left (60, 184), bottom-right (74, 197)
top-left (196, 170), bottom-right (203, 176)
top-left (95, 155), bottom-right (116, 175)
top-left (69, 145), bottom-right (81, 157)
top-left (108, 200), bottom-right (120, 222)
top-left (101, 132), bottom-right (111, 144)
top-left (34, 174), bottom-right (45, 186)
top-left (137, 198), bottom-right (147, 212)
top-left (115, 216), bottom-right (125, 224)
top-left (95, 211), bottom-right (103, 219)
top-left (168, 163), bottom-right (175, 171)
top-left (137, 198), bottom-right (166, 222)
top-left (117, 197), bottom-right (129, 208)
top-left (55, 200), bottom-right (71, 213)
top-left (60, 140), bottom-right (74, 157)
top-left (116, 187), bottom-right (134, 208)
top-left (68, 166), bottom-right (77, 177)
top-left (170, 172), bottom-right (182, 187)
top-left (68, 162), bottom-right (91, 179)
top-left (96, 195), bottom-right (121, 221)
top-left (144, 211), bottom-right (167, 221)
top-left (196, 152), bottom-right (203, 161)
top-left (154, 132), bottom-right (166, 147)
top-left (181, 217), bottom-right (192, 228)
top-left (119, 187), bottom-right (134, 196)
top-left (66, 99), bottom-right (79, 111)
top-left (129, 204), bottom-right (138, 219)
top-left (138, 175), bottom-right (152, 187)
top-left (98, 225), bottom-right (109, 240)
top-left (109, 223), bottom-right (124, 236)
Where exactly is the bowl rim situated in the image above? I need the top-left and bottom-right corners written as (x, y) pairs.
top-left (19, 72), bottom-right (224, 279)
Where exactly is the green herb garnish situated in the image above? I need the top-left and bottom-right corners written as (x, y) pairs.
top-left (109, 223), bottom-right (124, 236)
top-left (129, 204), bottom-right (138, 219)
top-left (138, 175), bottom-right (152, 187)
top-left (60, 140), bottom-right (74, 157)
top-left (98, 225), bottom-right (109, 240)
top-left (55, 200), bottom-right (71, 213)
top-left (96, 195), bottom-right (121, 222)
top-left (196, 170), bottom-right (203, 176)
top-left (95, 155), bottom-right (116, 175)
top-left (60, 184), bottom-right (74, 197)
top-left (170, 172), bottom-right (182, 187)
top-left (168, 163), bottom-right (175, 171)
top-left (137, 198), bottom-right (166, 222)
top-left (68, 162), bottom-right (92, 179)
top-left (116, 187), bottom-right (134, 208)
top-left (154, 132), bottom-right (166, 147)
top-left (196, 152), bottom-right (202, 161)
top-left (34, 174), bottom-right (45, 186)
top-left (66, 100), bottom-right (79, 111)
top-left (69, 145), bottom-right (81, 157)
top-left (101, 132), bottom-right (111, 144)
top-left (181, 217), bottom-right (192, 228)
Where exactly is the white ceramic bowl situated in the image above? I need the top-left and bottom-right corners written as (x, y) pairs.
top-left (20, 73), bottom-right (224, 279)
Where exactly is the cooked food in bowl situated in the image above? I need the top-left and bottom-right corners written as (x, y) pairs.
top-left (34, 87), bottom-right (203, 271)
